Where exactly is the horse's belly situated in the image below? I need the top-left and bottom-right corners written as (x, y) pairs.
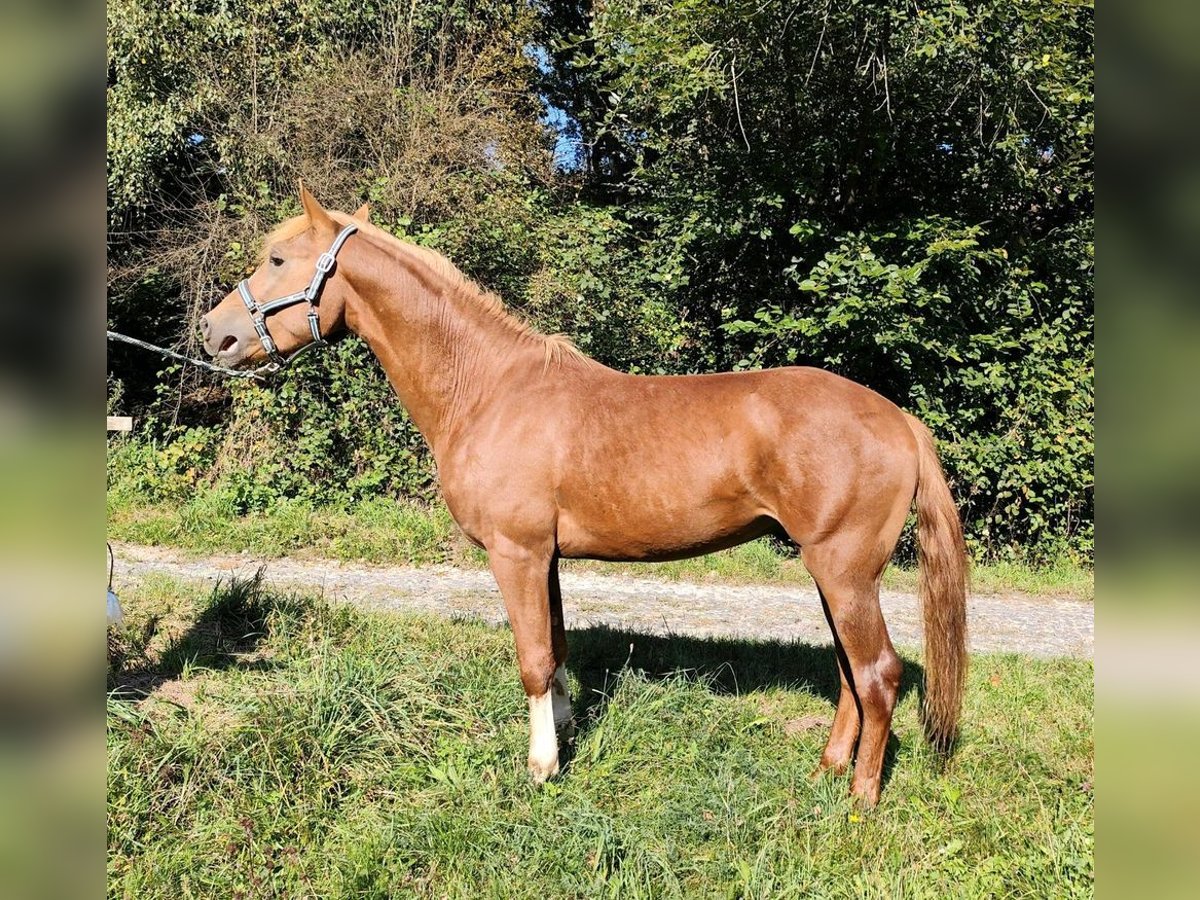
top-left (555, 500), bottom-right (780, 562)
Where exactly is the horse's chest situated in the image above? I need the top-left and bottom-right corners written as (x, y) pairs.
top-left (436, 451), bottom-right (557, 547)
top-left (437, 480), bottom-right (488, 548)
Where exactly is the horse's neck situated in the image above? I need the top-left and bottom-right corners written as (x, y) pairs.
top-left (343, 240), bottom-right (539, 453)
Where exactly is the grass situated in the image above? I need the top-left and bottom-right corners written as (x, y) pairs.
top-left (107, 489), bottom-right (1094, 600)
top-left (108, 575), bottom-right (1093, 898)
top-left (106, 490), bottom-right (466, 566)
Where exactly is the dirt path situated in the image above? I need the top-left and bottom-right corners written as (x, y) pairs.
top-left (112, 542), bottom-right (1093, 659)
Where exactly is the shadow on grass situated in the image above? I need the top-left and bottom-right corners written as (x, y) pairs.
top-left (564, 625), bottom-right (925, 787)
top-left (107, 570), bottom-right (282, 698)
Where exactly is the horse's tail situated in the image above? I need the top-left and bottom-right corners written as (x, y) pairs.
top-left (905, 413), bottom-right (969, 753)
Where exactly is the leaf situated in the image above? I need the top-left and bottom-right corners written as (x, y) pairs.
top-left (939, 839), bottom-right (964, 857)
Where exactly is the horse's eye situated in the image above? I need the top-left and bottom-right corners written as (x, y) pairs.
top-left (269, 255), bottom-right (284, 267)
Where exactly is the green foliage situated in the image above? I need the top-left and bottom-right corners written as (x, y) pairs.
top-left (216, 339), bottom-right (438, 509)
top-left (107, 0), bottom-right (1093, 562)
top-left (107, 427), bottom-right (223, 504)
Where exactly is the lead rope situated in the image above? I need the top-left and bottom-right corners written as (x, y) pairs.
top-left (106, 330), bottom-right (276, 380)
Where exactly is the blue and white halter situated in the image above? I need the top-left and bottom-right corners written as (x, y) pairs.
top-left (235, 222), bottom-right (358, 371)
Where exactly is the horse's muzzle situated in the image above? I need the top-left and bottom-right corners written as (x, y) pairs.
top-left (200, 305), bottom-right (257, 363)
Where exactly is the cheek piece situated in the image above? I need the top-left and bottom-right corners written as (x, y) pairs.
top-left (235, 223), bottom-right (358, 371)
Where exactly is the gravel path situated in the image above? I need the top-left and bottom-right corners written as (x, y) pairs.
top-left (112, 543), bottom-right (1093, 659)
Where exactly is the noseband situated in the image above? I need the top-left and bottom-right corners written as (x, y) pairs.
top-left (236, 223), bottom-right (358, 371)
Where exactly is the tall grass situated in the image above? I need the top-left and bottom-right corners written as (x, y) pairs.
top-left (108, 577), bottom-right (1093, 898)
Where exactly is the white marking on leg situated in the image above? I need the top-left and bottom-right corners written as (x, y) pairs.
top-left (551, 664), bottom-right (573, 730)
top-left (527, 690), bottom-right (559, 782)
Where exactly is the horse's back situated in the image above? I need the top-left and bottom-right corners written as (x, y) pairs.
top-left (562, 365), bottom-right (916, 467)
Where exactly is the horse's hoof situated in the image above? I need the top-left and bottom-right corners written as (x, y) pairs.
top-left (527, 755), bottom-right (560, 784)
top-left (849, 779), bottom-right (881, 808)
top-left (810, 755), bottom-right (849, 779)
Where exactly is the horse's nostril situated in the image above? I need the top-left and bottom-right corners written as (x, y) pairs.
top-left (200, 316), bottom-right (211, 337)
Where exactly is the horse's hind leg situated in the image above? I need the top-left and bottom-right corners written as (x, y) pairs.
top-left (802, 537), bottom-right (903, 806)
top-left (811, 594), bottom-right (860, 777)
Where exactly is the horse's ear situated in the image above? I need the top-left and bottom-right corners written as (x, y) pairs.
top-left (297, 179), bottom-right (335, 231)
top-left (352, 202), bottom-right (371, 223)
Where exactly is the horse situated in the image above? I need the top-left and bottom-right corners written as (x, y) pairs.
top-left (201, 185), bottom-right (968, 806)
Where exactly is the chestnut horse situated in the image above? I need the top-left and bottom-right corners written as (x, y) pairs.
top-left (202, 186), bottom-right (968, 805)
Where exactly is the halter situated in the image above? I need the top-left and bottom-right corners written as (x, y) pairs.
top-left (235, 223), bottom-right (358, 371)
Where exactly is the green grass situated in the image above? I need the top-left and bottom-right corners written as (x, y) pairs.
top-left (106, 489), bottom-right (1094, 600)
top-left (108, 575), bottom-right (1093, 898)
top-left (106, 490), bottom-right (468, 566)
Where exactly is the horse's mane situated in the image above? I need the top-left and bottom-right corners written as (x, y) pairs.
top-left (262, 212), bottom-right (590, 369)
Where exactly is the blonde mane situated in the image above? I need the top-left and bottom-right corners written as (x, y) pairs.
top-left (262, 212), bottom-right (589, 369)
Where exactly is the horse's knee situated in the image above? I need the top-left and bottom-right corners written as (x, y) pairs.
top-left (519, 651), bottom-right (557, 698)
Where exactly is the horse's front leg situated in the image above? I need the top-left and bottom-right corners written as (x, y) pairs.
top-left (489, 540), bottom-right (562, 782)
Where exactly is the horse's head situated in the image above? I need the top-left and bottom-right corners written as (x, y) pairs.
top-left (201, 184), bottom-right (368, 370)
